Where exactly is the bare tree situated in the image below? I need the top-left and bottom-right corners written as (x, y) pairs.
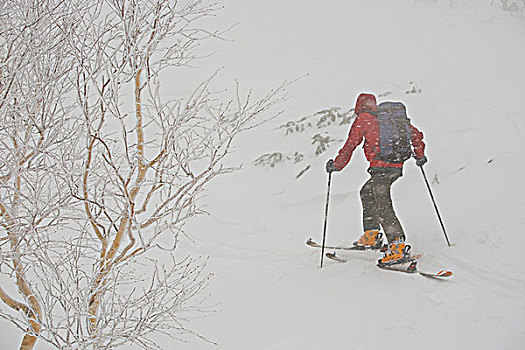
top-left (0, 0), bottom-right (85, 348)
top-left (1, 0), bottom-right (288, 349)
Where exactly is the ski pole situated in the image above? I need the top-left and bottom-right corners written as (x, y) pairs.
top-left (420, 166), bottom-right (451, 247)
top-left (320, 171), bottom-right (332, 268)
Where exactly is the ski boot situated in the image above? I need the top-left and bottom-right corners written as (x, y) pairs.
top-left (377, 239), bottom-right (412, 267)
top-left (353, 229), bottom-right (384, 250)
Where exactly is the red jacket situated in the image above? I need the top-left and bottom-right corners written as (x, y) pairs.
top-left (333, 111), bottom-right (426, 170)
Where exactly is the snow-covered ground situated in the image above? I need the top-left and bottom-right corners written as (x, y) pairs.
top-left (177, 1), bottom-right (525, 349)
top-left (3, 0), bottom-right (525, 349)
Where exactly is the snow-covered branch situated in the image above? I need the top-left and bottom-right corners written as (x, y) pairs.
top-left (0, 0), bottom-right (288, 349)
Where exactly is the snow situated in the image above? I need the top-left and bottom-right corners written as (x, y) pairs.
top-left (175, 1), bottom-right (525, 349)
top-left (3, 0), bottom-right (525, 349)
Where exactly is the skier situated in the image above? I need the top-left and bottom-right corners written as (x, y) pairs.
top-left (325, 93), bottom-right (427, 266)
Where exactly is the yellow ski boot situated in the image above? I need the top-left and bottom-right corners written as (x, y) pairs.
top-left (353, 230), bottom-right (384, 250)
top-left (377, 239), bottom-right (412, 266)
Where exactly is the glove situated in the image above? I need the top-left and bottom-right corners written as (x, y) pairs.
top-left (415, 155), bottom-right (428, 167)
top-left (325, 159), bottom-right (339, 173)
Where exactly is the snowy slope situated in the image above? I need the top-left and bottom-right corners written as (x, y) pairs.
top-left (176, 1), bottom-right (525, 350)
top-left (2, 1), bottom-right (524, 349)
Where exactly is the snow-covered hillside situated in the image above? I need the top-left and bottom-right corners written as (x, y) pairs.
top-left (3, 0), bottom-right (524, 349)
top-left (177, 1), bottom-right (525, 350)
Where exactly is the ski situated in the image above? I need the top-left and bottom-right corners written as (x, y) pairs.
top-left (325, 252), bottom-right (451, 279)
top-left (417, 269), bottom-right (453, 279)
top-left (306, 238), bottom-right (384, 251)
top-left (325, 252), bottom-right (348, 262)
top-left (378, 261), bottom-right (453, 279)
top-left (325, 251), bottom-right (422, 263)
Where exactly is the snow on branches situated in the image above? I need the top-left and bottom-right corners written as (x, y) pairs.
top-left (0, 0), bottom-right (288, 349)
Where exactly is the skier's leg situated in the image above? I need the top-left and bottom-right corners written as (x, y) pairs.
top-left (369, 168), bottom-right (404, 243)
top-left (353, 177), bottom-right (383, 248)
top-left (360, 177), bottom-right (380, 232)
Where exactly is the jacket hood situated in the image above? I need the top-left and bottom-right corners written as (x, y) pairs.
top-left (355, 93), bottom-right (378, 114)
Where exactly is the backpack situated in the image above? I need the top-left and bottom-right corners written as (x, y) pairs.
top-left (375, 102), bottom-right (412, 163)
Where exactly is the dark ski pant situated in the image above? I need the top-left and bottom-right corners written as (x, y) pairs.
top-left (360, 167), bottom-right (405, 243)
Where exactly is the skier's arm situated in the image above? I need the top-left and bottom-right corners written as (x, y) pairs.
top-left (333, 116), bottom-right (365, 170)
top-left (410, 124), bottom-right (426, 159)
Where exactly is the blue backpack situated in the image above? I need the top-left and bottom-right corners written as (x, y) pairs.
top-left (375, 102), bottom-right (412, 163)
